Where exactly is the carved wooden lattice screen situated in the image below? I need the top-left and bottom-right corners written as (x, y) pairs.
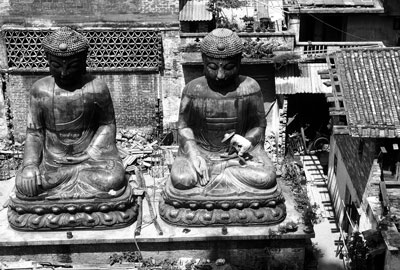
top-left (2, 28), bottom-right (163, 72)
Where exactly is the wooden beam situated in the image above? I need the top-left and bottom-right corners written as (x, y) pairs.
top-left (328, 109), bottom-right (347, 115)
top-left (380, 181), bottom-right (390, 210)
top-left (332, 126), bottom-right (349, 134)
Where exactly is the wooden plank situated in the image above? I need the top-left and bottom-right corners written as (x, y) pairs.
top-left (317, 69), bottom-right (330, 74)
top-left (329, 110), bottom-right (347, 115)
top-left (373, 181), bottom-right (400, 188)
top-left (332, 126), bottom-right (350, 134)
top-left (380, 181), bottom-right (390, 209)
top-left (327, 96), bottom-right (344, 102)
top-left (381, 228), bottom-right (400, 251)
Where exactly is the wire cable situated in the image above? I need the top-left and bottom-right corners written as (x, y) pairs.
top-left (306, 13), bottom-right (371, 42)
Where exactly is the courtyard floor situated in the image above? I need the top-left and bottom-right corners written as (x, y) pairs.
top-left (302, 155), bottom-right (345, 270)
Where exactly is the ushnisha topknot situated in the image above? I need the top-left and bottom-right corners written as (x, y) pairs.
top-left (42, 27), bottom-right (89, 57)
top-left (200, 28), bottom-right (243, 58)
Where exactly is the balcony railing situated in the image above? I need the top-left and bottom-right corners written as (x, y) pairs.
top-left (296, 41), bottom-right (385, 59)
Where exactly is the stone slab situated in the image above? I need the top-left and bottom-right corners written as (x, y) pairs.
top-left (0, 175), bottom-right (313, 269)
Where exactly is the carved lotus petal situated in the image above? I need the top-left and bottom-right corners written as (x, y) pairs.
top-left (186, 212), bottom-right (195, 220)
top-left (221, 213), bottom-right (230, 220)
top-left (204, 212), bottom-right (212, 221)
top-left (170, 209), bottom-right (179, 218)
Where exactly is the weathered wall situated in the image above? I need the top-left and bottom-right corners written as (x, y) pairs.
top-left (7, 72), bottom-right (162, 138)
top-left (0, 239), bottom-right (308, 270)
top-left (0, 0), bottom-right (182, 138)
top-left (160, 30), bottom-right (184, 130)
top-left (346, 15), bottom-right (398, 46)
top-left (327, 135), bottom-right (376, 231)
top-left (0, 0), bottom-right (178, 23)
top-left (384, 0), bottom-right (400, 16)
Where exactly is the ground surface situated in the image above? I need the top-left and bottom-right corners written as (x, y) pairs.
top-left (302, 155), bottom-right (345, 270)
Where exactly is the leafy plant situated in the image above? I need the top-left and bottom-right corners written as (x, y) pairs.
top-left (108, 251), bottom-right (142, 265)
top-left (207, 0), bottom-right (246, 28)
top-left (272, 53), bottom-right (301, 70)
top-left (346, 231), bottom-right (368, 270)
top-left (242, 15), bottom-right (254, 22)
top-left (242, 39), bottom-right (281, 59)
top-left (281, 158), bottom-right (302, 181)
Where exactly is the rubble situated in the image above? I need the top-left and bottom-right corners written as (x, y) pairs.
top-left (0, 138), bottom-right (23, 180)
top-left (116, 128), bottom-right (177, 178)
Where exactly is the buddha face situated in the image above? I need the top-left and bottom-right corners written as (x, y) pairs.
top-left (203, 54), bottom-right (241, 90)
top-left (47, 52), bottom-right (87, 89)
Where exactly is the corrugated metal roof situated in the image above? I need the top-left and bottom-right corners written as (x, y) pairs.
top-left (275, 63), bottom-right (330, 94)
top-left (179, 0), bottom-right (212, 21)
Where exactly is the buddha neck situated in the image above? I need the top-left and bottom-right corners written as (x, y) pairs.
top-left (206, 77), bottom-right (240, 95)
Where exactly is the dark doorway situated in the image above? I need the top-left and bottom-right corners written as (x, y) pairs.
top-left (287, 93), bottom-right (330, 140)
top-left (300, 14), bottom-right (347, 41)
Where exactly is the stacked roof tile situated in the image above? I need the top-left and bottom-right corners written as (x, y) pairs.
top-left (330, 48), bottom-right (400, 138)
top-left (285, 0), bottom-right (383, 13)
top-left (297, 0), bottom-right (375, 7)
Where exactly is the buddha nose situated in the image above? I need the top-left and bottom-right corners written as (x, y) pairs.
top-left (216, 68), bottom-right (225, 80)
top-left (61, 67), bottom-right (68, 77)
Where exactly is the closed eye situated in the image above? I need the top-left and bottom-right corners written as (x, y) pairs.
top-left (50, 61), bottom-right (61, 68)
top-left (207, 63), bottom-right (218, 70)
top-left (224, 64), bottom-right (235, 70)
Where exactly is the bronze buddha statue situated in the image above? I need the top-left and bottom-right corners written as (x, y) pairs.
top-left (159, 28), bottom-right (286, 226)
top-left (8, 27), bottom-right (137, 230)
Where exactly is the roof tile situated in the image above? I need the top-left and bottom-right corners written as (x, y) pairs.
top-left (331, 47), bottom-right (400, 138)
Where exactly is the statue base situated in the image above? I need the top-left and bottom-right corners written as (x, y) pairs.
top-left (159, 177), bottom-right (286, 226)
top-left (159, 199), bottom-right (286, 226)
top-left (7, 186), bottom-right (138, 231)
top-left (0, 174), bottom-right (314, 270)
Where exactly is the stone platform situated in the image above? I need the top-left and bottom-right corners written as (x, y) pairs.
top-left (0, 176), bottom-right (314, 270)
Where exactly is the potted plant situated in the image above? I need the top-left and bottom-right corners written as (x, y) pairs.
top-left (242, 16), bottom-right (254, 32)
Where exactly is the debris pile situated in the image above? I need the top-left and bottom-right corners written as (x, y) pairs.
top-left (0, 128), bottom-right (177, 181)
top-left (0, 138), bottom-right (23, 180)
top-left (116, 128), bottom-right (176, 179)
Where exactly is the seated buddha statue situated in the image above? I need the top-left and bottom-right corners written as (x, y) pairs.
top-left (8, 27), bottom-right (137, 231)
top-left (159, 28), bottom-right (286, 226)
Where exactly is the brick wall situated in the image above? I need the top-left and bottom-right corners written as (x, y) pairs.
top-left (7, 73), bottom-right (160, 138)
top-left (141, 0), bottom-right (177, 13)
top-left (0, 1), bottom-right (183, 138)
top-left (0, 0), bottom-right (177, 16)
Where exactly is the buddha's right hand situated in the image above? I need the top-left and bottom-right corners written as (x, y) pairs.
top-left (192, 156), bottom-right (209, 186)
top-left (16, 165), bottom-right (41, 197)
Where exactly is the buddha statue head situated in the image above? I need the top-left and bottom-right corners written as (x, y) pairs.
top-left (42, 27), bottom-right (89, 89)
top-left (200, 28), bottom-right (243, 91)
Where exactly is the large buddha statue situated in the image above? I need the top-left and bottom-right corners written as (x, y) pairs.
top-left (159, 28), bottom-right (286, 226)
top-left (8, 27), bottom-right (137, 231)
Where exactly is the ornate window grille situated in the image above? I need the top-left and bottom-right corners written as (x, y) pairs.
top-left (2, 27), bottom-right (163, 72)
